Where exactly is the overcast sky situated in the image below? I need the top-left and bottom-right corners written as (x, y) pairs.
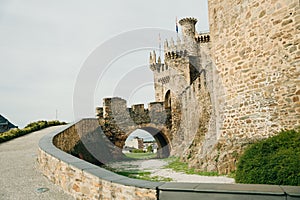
top-left (0, 0), bottom-right (209, 128)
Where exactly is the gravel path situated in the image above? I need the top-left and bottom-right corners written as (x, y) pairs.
top-left (106, 159), bottom-right (235, 183)
top-left (0, 126), bottom-right (74, 200)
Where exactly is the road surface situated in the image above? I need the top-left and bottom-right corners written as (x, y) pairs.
top-left (0, 126), bottom-right (74, 200)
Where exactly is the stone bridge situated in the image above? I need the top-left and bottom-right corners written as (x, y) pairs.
top-left (96, 97), bottom-right (172, 158)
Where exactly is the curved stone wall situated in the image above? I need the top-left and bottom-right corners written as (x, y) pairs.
top-left (37, 118), bottom-right (300, 200)
top-left (38, 119), bottom-right (160, 199)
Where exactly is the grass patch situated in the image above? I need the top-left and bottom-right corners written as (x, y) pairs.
top-left (115, 170), bottom-right (173, 182)
top-left (115, 170), bottom-right (151, 178)
top-left (144, 175), bottom-right (173, 182)
top-left (0, 120), bottom-right (67, 143)
top-left (104, 166), bottom-right (172, 182)
top-left (164, 157), bottom-right (219, 176)
top-left (227, 171), bottom-right (236, 179)
top-left (124, 152), bottom-right (157, 160)
top-left (116, 169), bottom-right (172, 181)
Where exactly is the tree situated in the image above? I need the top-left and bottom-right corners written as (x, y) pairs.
top-left (147, 145), bottom-right (153, 153)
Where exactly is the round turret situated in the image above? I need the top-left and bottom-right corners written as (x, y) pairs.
top-left (179, 17), bottom-right (198, 39)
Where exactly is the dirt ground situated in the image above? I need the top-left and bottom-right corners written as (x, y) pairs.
top-left (106, 159), bottom-right (235, 183)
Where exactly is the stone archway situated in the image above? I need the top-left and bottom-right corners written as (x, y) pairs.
top-left (124, 126), bottom-right (171, 158)
top-left (97, 97), bottom-right (172, 160)
top-left (140, 126), bottom-right (170, 158)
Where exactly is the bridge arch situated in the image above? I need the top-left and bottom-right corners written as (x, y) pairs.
top-left (124, 126), bottom-right (171, 158)
top-left (97, 97), bottom-right (172, 159)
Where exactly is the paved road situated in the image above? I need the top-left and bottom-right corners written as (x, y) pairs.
top-left (0, 126), bottom-right (74, 200)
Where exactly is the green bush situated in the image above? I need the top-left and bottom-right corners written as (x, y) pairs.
top-left (131, 149), bottom-right (145, 153)
top-left (24, 120), bottom-right (66, 129)
top-left (236, 129), bottom-right (300, 186)
top-left (0, 120), bottom-right (67, 143)
top-left (147, 145), bottom-right (153, 153)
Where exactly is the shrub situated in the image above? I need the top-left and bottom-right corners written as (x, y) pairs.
top-left (0, 120), bottom-right (67, 143)
top-left (131, 149), bottom-right (145, 153)
top-left (24, 120), bottom-right (66, 129)
top-left (147, 145), bottom-right (153, 153)
top-left (235, 129), bottom-right (300, 186)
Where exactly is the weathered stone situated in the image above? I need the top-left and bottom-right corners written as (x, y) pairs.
top-left (72, 183), bottom-right (80, 192)
top-left (259, 10), bottom-right (266, 18)
top-left (290, 46), bottom-right (297, 53)
top-left (206, 0), bottom-right (299, 173)
top-left (281, 19), bottom-right (293, 26)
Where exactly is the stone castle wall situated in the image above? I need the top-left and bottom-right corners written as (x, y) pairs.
top-left (208, 0), bottom-right (299, 138)
top-left (150, 2), bottom-right (299, 173)
top-left (193, 0), bottom-right (300, 173)
top-left (150, 34), bottom-right (211, 155)
top-left (150, 19), bottom-right (229, 172)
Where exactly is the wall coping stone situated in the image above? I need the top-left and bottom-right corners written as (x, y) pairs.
top-left (158, 182), bottom-right (300, 199)
top-left (280, 186), bottom-right (300, 197)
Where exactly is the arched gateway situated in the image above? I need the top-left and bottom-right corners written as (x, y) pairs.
top-left (96, 97), bottom-right (172, 158)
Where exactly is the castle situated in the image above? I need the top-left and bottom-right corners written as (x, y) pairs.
top-left (97, 0), bottom-right (299, 173)
top-left (149, 17), bottom-right (225, 172)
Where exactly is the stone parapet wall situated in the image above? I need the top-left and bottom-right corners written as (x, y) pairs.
top-left (38, 119), bottom-right (158, 200)
top-left (96, 98), bottom-right (171, 126)
top-left (53, 119), bottom-right (99, 153)
top-left (38, 150), bottom-right (157, 200)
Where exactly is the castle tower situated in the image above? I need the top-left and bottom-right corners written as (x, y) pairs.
top-left (179, 17), bottom-right (198, 39)
top-left (179, 17), bottom-right (198, 56)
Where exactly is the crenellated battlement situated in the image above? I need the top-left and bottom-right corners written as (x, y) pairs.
top-left (150, 17), bottom-right (210, 76)
top-left (163, 37), bottom-right (194, 59)
top-left (179, 17), bottom-right (198, 40)
top-left (164, 33), bottom-right (210, 59)
top-left (179, 17), bottom-right (198, 24)
top-left (149, 50), bottom-right (169, 74)
top-left (96, 97), bottom-right (170, 122)
top-left (195, 33), bottom-right (210, 43)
